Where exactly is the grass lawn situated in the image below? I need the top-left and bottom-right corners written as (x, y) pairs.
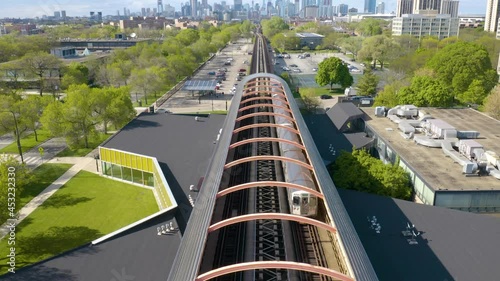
top-left (19, 163), bottom-right (73, 209)
top-left (298, 87), bottom-right (344, 97)
top-left (56, 133), bottom-right (113, 157)
top-left (0, 171), bottom-right (158, 274)
top-left (0, 129), bottom-right (51, 154)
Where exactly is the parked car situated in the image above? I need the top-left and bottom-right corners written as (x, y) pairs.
top-left (290, 64), bottom-right (298, 67)
top-left (236, 76), bottom-right (242, 81)
top-left (320, 95), bottom-right (332, 99)
top-left (239, 68), bottom-right (246, 72)
top-left (208, 71), bottom-right (216, 75)
top-left (238, 72), bottom-right (246, 76)
top-left (292, 68), bottom-right (301, 73)
top-left (224, 61), bottom-right (231, 66)
top-left (312, 67), bottom-right (318, 72)
top-left (248, 51), bottom-right (253, 55)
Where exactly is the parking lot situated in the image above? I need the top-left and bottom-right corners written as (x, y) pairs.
top-left (158, 39), bottom-right (253, 113)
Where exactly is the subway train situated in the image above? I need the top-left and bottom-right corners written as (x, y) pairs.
top-left (270, 84), bottom-right (318, 217)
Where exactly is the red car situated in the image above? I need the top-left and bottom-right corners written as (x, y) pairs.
top-left (239, 68), bottom-right (246, 72)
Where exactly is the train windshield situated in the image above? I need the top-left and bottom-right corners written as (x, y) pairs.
top-left (292, 196), bottom-right (300, 205)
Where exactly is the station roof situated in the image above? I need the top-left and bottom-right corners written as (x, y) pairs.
top-left (338, 188), bottom-right (500, 281)
top-left (182, 80), bottom-right (217, 91)
top-left (4, 112), bottom-right (227, 280)
top-left (296, 32), bottom-right (325, 38)
top-left (168, 73), bottom-right (378, 281)
top-left (362, 107), bottom-right (500, 191)
top-left (326, 103), bottom-right (365, 132)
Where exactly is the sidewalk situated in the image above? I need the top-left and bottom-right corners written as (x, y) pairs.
top-left (15, 137), bottom-right (68, 169)
top-left (0, 157), bottom-right (94, 240)
top-left (0, 133), bottom-right (14, 150)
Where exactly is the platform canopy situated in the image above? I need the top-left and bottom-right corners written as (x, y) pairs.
top-left (183, 80), bottom-right (217, 91)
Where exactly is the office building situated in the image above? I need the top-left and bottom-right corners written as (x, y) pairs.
top-left (158, 0), bottom-right (164, 15)
top-left (485, 0), bottom-right (500, 32)
top-left (365, 0), bottom-right (377, 13)
top-left (142, 8), bottom-right (146, 17)
top-left (376, 2), bottom-right (385, 13)
top-left (234, 0), bottom-right (243, 11)
top-left (191, 0), bottom-right (198, 18)
top-left (61, 10), bottom-right (66, 19)
top-left (397, 0), bottom-right (414, 16)
top-left (339, 3), bottom-right (349, 15)
top-left (392, 14), bottom-right (459, 39)
top-left (413, 0), bottom-right (441, 13)
top-left (54, 11), bottom-right (61, 19)
top-left (440, 0), bottom-right (459, 17)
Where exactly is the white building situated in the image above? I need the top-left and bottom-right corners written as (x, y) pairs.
top-left (392, 14), bottom-right (459, 39)
top-left (440, 0), bottom-right (459, 18)
top-left (485, 0), bottom-right (500, 32)
top-left (376, 2), bottom-right (385, 14)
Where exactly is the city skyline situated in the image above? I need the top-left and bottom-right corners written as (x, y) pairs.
top-left (0, 0), bottom-right (486, 18)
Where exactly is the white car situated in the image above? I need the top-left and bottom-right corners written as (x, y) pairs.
top-left (312, 68), bottom-right (318, 72)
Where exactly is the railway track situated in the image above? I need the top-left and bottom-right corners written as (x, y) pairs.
top-left (212, 28), bottom-right (331, 281)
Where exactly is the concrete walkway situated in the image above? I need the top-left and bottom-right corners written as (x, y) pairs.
top-left (0, 133), bottom-right (14, 150)
top-left (0, 157), bottom-right (94, 240)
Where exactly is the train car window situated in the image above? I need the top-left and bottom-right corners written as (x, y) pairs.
top-left (293, 196), bottom-right (300, 205)
top-left (310, 197), bottom-right (316, 206)
top-left (302, 196), bottom-right (308, 205)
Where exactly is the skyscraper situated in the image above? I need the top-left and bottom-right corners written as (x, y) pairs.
top-left (440, 0), bottom-right (459, 17)
top-left (485, 0), bottom-right (500, 32)
top-left (61, 10), bottom-right (66, 19)
top-left (376, 2), bottom-right (385, 13)
top-left (339, 3), bottom-right (348, 15)
top-left (141, 8), bottom-right (146, 17)
top-left (364, 0), bottom-right (376, 13)
top-left (191, 0), bottom-right (197, 18)
top-left (158, 0), bottom-right (164, 15)
top-left (397, 0), bottom-right (413, 16)
top-left (234, 0), bottom-right (243, 11)
top-left (413, 0), bottom-right (441, 13)
top-left (54, 11), bottom-right (61, 19)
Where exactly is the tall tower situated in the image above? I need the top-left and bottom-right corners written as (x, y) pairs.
top-left (413, 0), bottom-right (441, 13)
top-left (485, 0), bottom-right (500, 32)
top-left (396, 0), bottom-right (413, 16)
top-left (158, 0), bottom-right (164, 16)
top-left (191, 0), bottom-right (197, 18)
top-left (364, 0), bottom-right (376, 13)
top-left (440, 0), bottom-right (459, 17)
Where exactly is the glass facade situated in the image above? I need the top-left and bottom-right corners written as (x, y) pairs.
top-left (99, 147), bottom-right (173, 210)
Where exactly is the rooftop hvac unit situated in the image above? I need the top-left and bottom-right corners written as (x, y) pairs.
top-left (398, 121), bottom-right (415, 134)
top-left (458, 139), bottom-right (483, 160)
top-left (457, 131), bottom-right (481, 139)
top-left (427, 119), bottom-right (457, 139)
top-left (484, 151), bottom-right (500, 167)
top-left (374, 106), bottom-right (386, 117)
top-left (396, 105), bottom-right (418, 118)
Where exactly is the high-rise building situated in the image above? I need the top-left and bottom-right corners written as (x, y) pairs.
top-left (485, 0), bottom-right (500, 32)
top-left (397, 0), bottom-right (413, 16)
top-left (54, 11), bottom-right (61, 19)
top-left (191, 0), bottom-right (197, 18)
top-left (376, 2), bottom-right (385, 13)
top-left (440, 0), bottom-right (459, 17)
top-left (141, 8), bottom-right (146, 17)
top-left (364, 0), bottom-right (376, 13)
top-left (158, 0), bottom-right (164, 15)
top-left (413, 0), bottom-right (441, 13)
top-left (61, 10), bottom-right (66, 19)
top-left (97, 12), bottom-right (102, 22)
top-left (90, 11), bottom-right (95, 20)
top-left (235, 0), bottom-right (243, 11)
top-left (339, 3), bottom-right (348, 15)
top-left (392, 14), bottom-right (459, 39)
top-left (123, 7), bottom-right (127, 17)
top-left (348, 7), bottom-right (358, 13)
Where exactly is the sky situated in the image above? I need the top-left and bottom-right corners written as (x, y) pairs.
top-left (0, 0), bottom-right (487, 19)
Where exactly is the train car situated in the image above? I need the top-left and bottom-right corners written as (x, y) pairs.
top-left (270, 84), bottom-right (318, 217)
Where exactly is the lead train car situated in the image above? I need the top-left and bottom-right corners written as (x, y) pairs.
top-left (270, 86), bottom-right (318, 217)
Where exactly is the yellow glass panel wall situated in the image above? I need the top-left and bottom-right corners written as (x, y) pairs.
top-left (98, 147), bottom-right (173, 210)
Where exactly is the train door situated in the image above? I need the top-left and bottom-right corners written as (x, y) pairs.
top-left (301, 194), bottom-right (309, 215)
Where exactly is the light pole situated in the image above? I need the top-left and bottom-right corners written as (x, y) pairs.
top-left (1, 111), bottom-right (23, 164)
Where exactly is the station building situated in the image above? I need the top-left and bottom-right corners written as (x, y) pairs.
top-left (328, 104), bottom-right (500, 212)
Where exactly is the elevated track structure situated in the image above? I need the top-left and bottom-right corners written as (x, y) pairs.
top-left (168, 30), bottom-right (378, 281)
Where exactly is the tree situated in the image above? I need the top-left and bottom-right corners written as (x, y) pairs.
top-left (398, 75), bottom-right (454, 107)
top-left (338, 36), bottom-right (363, 60)
top-left (320, 32), bottom-right (347, 50)
top-left (300, 89), bottom-right (320, 112)
top-left (93, 87), bottom-right (135, 134)
top-left (484, 86), bottom-right (500, 120)
top-left (61, 63), bottom-right (89, 89)
top-left (355, 18), bottom-right (384, 36)
top-left (176, 29), bottom-right (200, 46)
top-left (20, 52), bottom-right (62, 96)
top-left (0, 155), bottom-right (32, 224)
top-left (41, 85), bottom-right (99, 148)
top-left (261, 16), bottom-right (289, 38)
top-left (329, 149), bottom-right (411, 200)
top-left (374, 83), bottom-right (402, 108)
top-left (356, 68), bottom-right (379, 96)
top-left (426, 41), bottom-right (498, 104)
top-left (19, 96), bottom-right (49, 142)
top-left (315, 57), bottom-right (353, 90)
top-left (358, 35), bottom-right (398, 69)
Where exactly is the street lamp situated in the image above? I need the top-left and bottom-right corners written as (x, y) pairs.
top-left (1, 111), bottom-right (23, 164)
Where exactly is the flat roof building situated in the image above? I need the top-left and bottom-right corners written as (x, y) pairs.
top-left (295, 32), bottom-right (325, 49)
top-left (359, 107), bottom-right (500, 212)
top-left (392, 14), bottom-right (460, 39)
